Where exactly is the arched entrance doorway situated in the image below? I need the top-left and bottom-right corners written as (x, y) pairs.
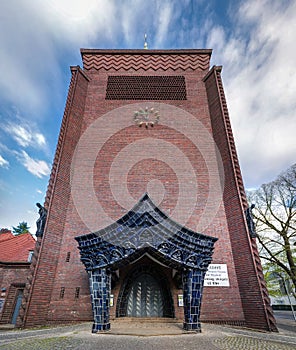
top-left (75, 194), bottom-right (218, 333)
top-left (116, 263), bottom-right (174, 318)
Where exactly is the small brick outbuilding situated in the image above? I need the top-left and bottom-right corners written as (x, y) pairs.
top-left (0, 230), bottom-right (35, 325)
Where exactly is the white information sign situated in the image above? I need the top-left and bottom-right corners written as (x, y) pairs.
top-left (204, 264), bottom-right (230, 287)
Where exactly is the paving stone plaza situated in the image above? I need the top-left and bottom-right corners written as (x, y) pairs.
top-left (0, 315), bottom-right (295, 350)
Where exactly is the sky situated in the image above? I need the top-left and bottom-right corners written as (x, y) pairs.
top-left (0, 0), bottom-right (295, 234)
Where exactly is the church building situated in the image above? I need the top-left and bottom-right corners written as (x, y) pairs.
top-left (18, 47), bottom-right (277, 332)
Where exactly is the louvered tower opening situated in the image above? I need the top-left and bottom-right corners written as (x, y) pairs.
top-left (106, 76), bottom-right (187, 100)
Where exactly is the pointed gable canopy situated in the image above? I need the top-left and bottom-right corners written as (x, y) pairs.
top-left (75, 194), bottom-right (217, 271)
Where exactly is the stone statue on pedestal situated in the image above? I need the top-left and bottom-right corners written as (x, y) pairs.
top-left (245, 204), bottom-right (257, 238)
top-left (36, 203), bottom-right (47, 238)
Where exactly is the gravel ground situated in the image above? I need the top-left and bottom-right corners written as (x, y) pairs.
top-left (0, 321), bottom-right (295, 350)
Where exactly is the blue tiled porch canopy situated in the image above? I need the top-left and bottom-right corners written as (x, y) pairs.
top-left (75, 193), bottom-right (218, 333)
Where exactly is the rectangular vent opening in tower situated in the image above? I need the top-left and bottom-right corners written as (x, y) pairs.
top-left (105, 76), bottom-right (187, 100)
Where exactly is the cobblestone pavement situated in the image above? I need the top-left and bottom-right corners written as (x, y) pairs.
top-left (0, 320), bottom-right (295, 350)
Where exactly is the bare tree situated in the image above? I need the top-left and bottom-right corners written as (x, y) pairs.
top-left (248, 164), bottom-right (296, 296)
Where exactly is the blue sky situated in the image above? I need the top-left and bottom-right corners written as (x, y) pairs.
top-left (0, 0), bottom-right (295, 233)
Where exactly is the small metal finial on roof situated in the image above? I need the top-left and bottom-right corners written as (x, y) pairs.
top-left (144, 33), bottom-right (148, 49)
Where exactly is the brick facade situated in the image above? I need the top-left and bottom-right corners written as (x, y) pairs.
top-left (0, 231), bottom-right (35, 325)
top-left (0, 263), bottom-right (29, 324)
top-left (20, 49), bottom-right (276, 331)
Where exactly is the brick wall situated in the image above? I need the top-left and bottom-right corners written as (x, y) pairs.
top-left (204, 66), bottom-right (276, 330)
top-left (22, 50), bottom-right (274, 330)
top-left (0, 263), bottom-right (30, 324)
top-left (22, 67), bottom-right (90, 327)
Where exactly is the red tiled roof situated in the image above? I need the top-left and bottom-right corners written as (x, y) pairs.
top-left (0, 231), bottom-right (14, 242)
top-left (0, 232), bottom-right (36, 262)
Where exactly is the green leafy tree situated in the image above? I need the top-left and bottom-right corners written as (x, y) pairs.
top-left (263, 261), bottom-right (294, 298)
top-left (12, 221), bottom-right (30, 235)
top-left (248, 164), bottom-right (296, 297)
top-left (0, 228), bottom-right (10, 233)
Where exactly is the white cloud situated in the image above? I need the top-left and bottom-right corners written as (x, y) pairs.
top-left (0, 2), bottom-right (56, 114)
top-left (4, 124), bottom-right (31, 148)
top-left (154, 2), bottom-right (173, 48)
top-left (35, 133), bottom-right (46, 147)
top-left (2, 120), bottom-right (47, 150)
top-left (207, 0), bottom-right (296, 188)
top-left (120, 0), bottom-right (152, 46)
top-left (0, 155), bottom-right (9, 169)
top-left (16, 150), bottom-right (51, 178)
top-left (43, 0), bottom-right (117, 43)
top-left (0, 0), bottom-right (118, 116)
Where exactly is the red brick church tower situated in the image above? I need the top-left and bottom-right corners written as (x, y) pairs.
top-left (19, 48), bottom-right (277, 332)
